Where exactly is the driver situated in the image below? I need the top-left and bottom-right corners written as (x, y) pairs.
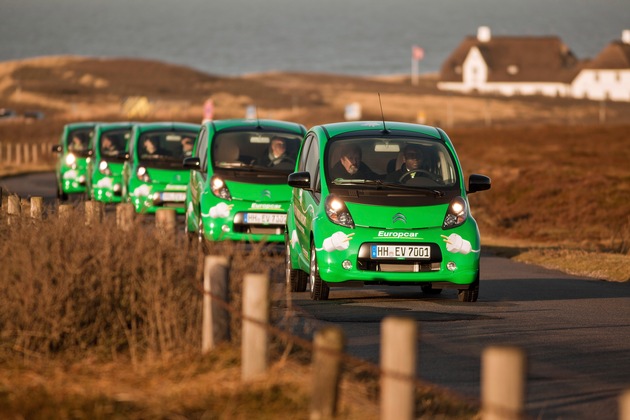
top-left (386, 144), bottom-right (424, 182)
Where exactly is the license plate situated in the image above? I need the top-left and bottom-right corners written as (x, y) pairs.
top-left (161, 192), bottom-right (186, 202)
top-left (371, 245), bottom-right (431, 260)
top-left (243, 213), bottom-right (287, 225)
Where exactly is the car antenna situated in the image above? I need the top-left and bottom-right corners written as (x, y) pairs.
top-left (378, 93), bottom-right (389, 134)
top-left (255, 106), bottom-right (262, 129)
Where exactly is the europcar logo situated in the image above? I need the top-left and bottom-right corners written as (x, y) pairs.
top-left (377, 231), bottom-right (419, 239)
top-left (392, 213), bottom-right (407, 224)
top-left (261, 189), bottom-right (272, 199)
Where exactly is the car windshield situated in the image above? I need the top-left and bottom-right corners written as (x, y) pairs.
top-left (212, 130), bottom-right (302, 173)
top-left (100, 129), bottom-right (130, 160)
top-left (67, 128), bottom-right (93, 156)
top-left (138, 130), bottom-right (198, 165)
top-left (326, 137), bottom-right (458, 190)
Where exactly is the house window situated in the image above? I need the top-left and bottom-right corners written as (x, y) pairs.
top-left (507, 65), bottom-right (519, 75)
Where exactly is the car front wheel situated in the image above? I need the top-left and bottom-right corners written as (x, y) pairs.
top-left (309, 242), bottom-right (329, 301)
top-left (457, 273), bottom-right (479, 302)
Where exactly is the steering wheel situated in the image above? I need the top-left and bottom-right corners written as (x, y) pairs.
top-left (399, 170), bottom-right (442, 184)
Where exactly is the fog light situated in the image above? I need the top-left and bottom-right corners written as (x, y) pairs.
top-left (221, 225), bottom-right (230, 233)
top-left (447, 261), bottom-right (457, 271)
top-left (113, 184), bottom-right (122, 193)
top-left (342, 260), bottom-right (353, 270)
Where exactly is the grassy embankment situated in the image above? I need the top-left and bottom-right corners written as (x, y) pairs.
top-left (0, 209), bottom-right (476, 418)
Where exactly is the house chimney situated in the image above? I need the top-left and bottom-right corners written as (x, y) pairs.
top-left (477, 26), bottom-right (491, 43)
top-left (622, 29), bottom-right (630, 44)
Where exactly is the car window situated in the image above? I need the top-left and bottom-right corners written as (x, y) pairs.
top-left (67, 128), bottom-right (93, 156)
top-left (326, 137), bottom-right (458, 188)
top-left (138, 130), bottom-right (198, 162)
top-left (211, 130), bottom-right (302, 172)
top-left (298, 134), bottom-right (314, 172)
top-left (197, 127), bottom-right (208, 172)
top-left (100, 129), bottom-right (130, 158)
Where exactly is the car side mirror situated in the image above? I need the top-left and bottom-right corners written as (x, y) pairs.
top-left (183, 157), bottom-right (201, 170)
top-left (467, 174), bottom-right (491, 194)
top-left (51, 145), bottom-right (62, 153)
top-left (288, 171), bottom-right (311, 190)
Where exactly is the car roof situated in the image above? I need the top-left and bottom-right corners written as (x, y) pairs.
top-left (65, 121), bottom-right (101, 130)
top-left (316, 121), bottom-right (443, 140)
top-left (133, 121), bottom-right (201, 134)
top-left (206, 118), bottom-right (306, 135)
top-left (95, 122), bottom-right (139, 131)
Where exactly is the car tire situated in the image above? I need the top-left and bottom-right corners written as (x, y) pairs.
top-left (421, 285), bottom-right (442, 295)
top-left (309, 242), bottom-right (329, 301)
top-left (285, 233), bottom-right (307, 292)
top-left (457, 273), bottom-right (479, 302)
top-left (185, 211), bottom-right (196, 243)
top-left (57, 186), bottom-right (68, 201)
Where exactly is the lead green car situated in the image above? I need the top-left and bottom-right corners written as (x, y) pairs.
top-left (122, 122), bottom-right (201, 214)
top-left (52, 122), bottom-right (99, 200)
top-left (285, 121), bottom-right (491, 301)
top-left (183, 119), bottom-right (306, 246)
top-left (87, 122), bottom-right (136, 203)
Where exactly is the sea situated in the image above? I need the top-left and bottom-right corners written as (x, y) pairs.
top-left (1, 0), bottom-right (629, 77)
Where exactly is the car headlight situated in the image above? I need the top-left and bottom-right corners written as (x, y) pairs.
top-left (325, 194), bottom-right (354, 228)
top-left (442, 196), bottom-right (468, 229)
top-left (210, 176), bottom-right (232, 200)
top-left (65, 153), bottom-right (76, 166)
top-left (136, 166), bottom-right (150, 182)
top-left (99, 160), bottom-right (112, 175)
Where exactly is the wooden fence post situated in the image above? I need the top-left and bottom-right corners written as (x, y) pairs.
top-left (380, 316), bottom-right (417, 420)
top-left (156, 208), bottom-right (176, 234)
top-left (482, 346), bottom-right (526, 420)
top-left (620, 389), bottom-right (630, 420)
top-left (116, 203), bottom-right (135, 231)
top-left (58, 204), bottom-right (73, 220)
top-left (310, 326), bottom-right (345, 420)
top-left (7, 194), bottom-right (21, 224)
top-left (85, 200), bottom-right (104, 226)
top-left (30, 197), bottom-right (44, 220)
top-left (242, 273), bottom-right (270, 381)
top-left (202, 255), bottom-right (230, 354)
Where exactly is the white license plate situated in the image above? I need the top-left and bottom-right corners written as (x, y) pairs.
top-left (244, 213), bottom-right (287, 225)
top-left (371, 245), bottom-right (431, 260)
top-left (161, 192), bottom-right (186, 202)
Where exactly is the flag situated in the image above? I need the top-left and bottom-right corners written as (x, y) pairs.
top-left (412, 45), bottom-right (424, 61)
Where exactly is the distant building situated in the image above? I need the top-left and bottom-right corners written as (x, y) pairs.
top-left (438, 27), bottom-right (630, 102)
top-left (571, 30), bottom-right (630, 102)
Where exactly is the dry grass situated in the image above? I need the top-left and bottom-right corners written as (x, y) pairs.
top-left (0, 206), bottom-right (477, 418)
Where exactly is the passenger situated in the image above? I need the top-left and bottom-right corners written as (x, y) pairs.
top-left (142, 137), bottom-right (167, 156)
top-left (260, 137), bottom-right (294, 168)
top-left (329, 143), bottom-right (377, 180)
top-left (101, 136), bottom-right (118, 156)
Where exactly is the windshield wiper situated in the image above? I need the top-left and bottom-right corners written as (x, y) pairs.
top-left (331, 178), bottom-right (444, 197)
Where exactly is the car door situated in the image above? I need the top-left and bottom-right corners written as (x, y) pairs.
top-left (293, 133), bottom-right (321, 269)
top-left (189, 126), bottom-right (208, 227)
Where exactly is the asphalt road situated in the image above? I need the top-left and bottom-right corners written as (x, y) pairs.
top-left (3, 172), bottom-right (630, 419)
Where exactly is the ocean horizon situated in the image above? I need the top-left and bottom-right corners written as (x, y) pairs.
top-left (1, 0), bottom-right (629, 77)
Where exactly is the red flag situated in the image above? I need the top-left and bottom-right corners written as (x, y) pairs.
top-left (412, 45), bottom-right (424, 61)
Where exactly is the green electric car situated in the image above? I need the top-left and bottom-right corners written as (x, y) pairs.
top-left (285, 121), bottom-right (491, 302)
top-left (52, 122), bottom-right (99, 200)
top-left (183, 118), bottom-right (306, 246)
top-left (87, 122), bottom-right (136, 203)
top-left (122, 122), bottom-right (201, 214)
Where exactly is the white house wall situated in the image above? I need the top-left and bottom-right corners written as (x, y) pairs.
top-left (572, 70), bottom-right (630, 101)
top-left (462, 48), bottom-right (488, 90)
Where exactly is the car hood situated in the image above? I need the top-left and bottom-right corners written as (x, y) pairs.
top-left (145, 167), bottom-right (189, 185)
top-left (226, 181), bottom-right (292, 204)
top-left (346, 202), bottom-right (448, 229)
